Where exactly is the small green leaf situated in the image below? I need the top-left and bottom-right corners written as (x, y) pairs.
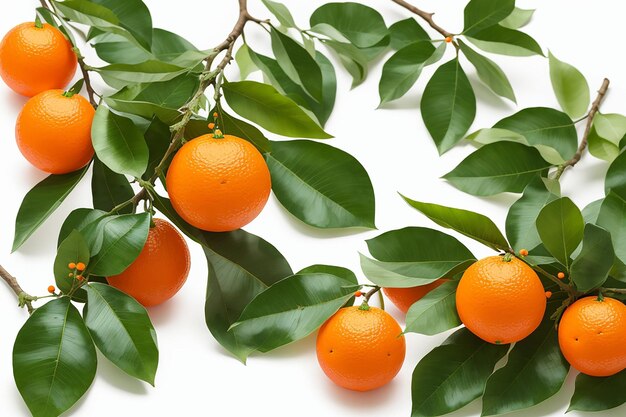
top-left (605, 144), bottom-right (626, 200)
top-left (570, 224), bottom-right (614, 292)
top-left (58, 208), bottom-right (108, 246)
top-left (569, 369), bottom-right (626, 412)
top-left (265, 139), bottom-right (375, 229)
top-left (222, 81), bottom-right (332, 139)
top-left (549, 51), bottom-right (590, 119)
top-left (463, 0), bottom-right (515, 35)
top-left (13, 167), bottom-right (89, 252)
top-left (262, 0), bottom-right (297, 28)
top-left (421, 58), bottom-right (476, 154)
top-left (582, 198), bottom-right (604, 225)
top-left (411, 328), bottom-right (509, 417)
top-left (91, 157), bottom-right (134, 214)
top-left (500, 7), bottom-right (535, 29)
top-left (84, 283), bottom-right (158, 385)
top-left (405, 280), bottom-right (461, 335)
top-left (536, 197), bottom-right (584, 269)
top-left (402, 196), bottom-right (510, 251)
top-left (13, 297), bottom-right (97, 417)
top-left (597, 192), bottom-right (626, 265)
top-left (467, 25), bottom-right (543, 56)
top-left (90, 0), bottom-right (153, 49)
top-left (96, 60), bottom-right (191, 88)
top-left (54, 230), bottom-right (90, 302)
top-left (235, 44), bottom-right (257, 79)
top-left (320, 40), bottom-right (368, 88)
top-left (389, 18), bottom-right (429, 50)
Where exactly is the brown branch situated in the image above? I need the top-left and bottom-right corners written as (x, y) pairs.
top-left (390, 0), bottom-right (454, 38)
top-left (554, 78), bottom-right (610, 180)
top-left (0, 264), bottom-right (34, 314)
top-left (78, 56), bottom-right (98, 108)
top-left (363, 285), bottom-right (381, 303)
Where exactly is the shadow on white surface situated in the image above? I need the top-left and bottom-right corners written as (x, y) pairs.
top-left (321, 376), bottom-right (399, 411)
top-left (96, 352), bottom-right (148, 395)
top-left (148, 297), bottom-right (180, 326)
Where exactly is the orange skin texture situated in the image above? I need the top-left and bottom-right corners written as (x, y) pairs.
top-left (316, 306), bottom-right (406, 392)
top-left (456, 256), bottom-right (546, 344)
top-left (15, 89), bottom-right (94, 174)
top-left (107, 219), bottom-right (191, 307)
top-left (558, 296), bottom-right (626, 377)
top-left (383, 280), bottom-right (447, 313)
top-left (0, 22), bottom-right (76, 97)
top-left (166, 134), bottom-right (271, 232)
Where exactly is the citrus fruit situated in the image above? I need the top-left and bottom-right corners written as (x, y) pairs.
top-left (107, 218), bottom-right (190, 307)
top-left (456, 255), bottom-right (546, 344)
top-left (383, 279), bottom-right (447, 313)
top-left (558, 296), bottom-right (626, 377)
top-left (316, 306), bottom-right (406, 391)
top-left (0, 22), bottom-right (76, 97)
top-left (166, 133), bottom-right (271, 232)
top-left (15, 89), bottom-right (94, 174)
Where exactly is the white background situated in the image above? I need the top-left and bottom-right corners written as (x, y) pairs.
top-left (1, 1), bottom-right (625, 416)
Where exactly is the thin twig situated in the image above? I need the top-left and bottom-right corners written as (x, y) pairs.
top-left (554, 78), bottom-right (610, 180)
top-left (602, 288), bottom-right (626, 295)
top-left (0, 264), bottom-right (34, 314)
top-left (390, 0), bottom-right (454, 38)
top-left (363, 285), bottom-right (382, 303)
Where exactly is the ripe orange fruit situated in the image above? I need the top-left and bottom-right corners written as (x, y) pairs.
top-left (166, 133), bottom-right (271, 232)
top-left (0, 22), bottom-right (76, 96)
top-left (107, 218), bottom-right (190, 307)
top-left (456, 255), bottom-right (546, 344)
top-left (15, 89), bottom-right (94, 174)
top-left (316, 306), bottom-right (406, 391)
top-left (383, 279), bottom-right (447, 313)
top-left (558, 296), bottom-right (626, 377)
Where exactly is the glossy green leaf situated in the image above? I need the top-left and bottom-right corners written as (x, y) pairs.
top-left (150, 28), bottom-right (203, 64)
top-left (84, 283), bottom-right (158, 384)
top-left (58, 208), bottom-right (108, 246)
top-left (222, 81), bottom-right (332, 139)
top-left (500, 7), bottom-right (535, 29)
top-left (91, 157), bottom-right (134, 214)
top-left (569, 369), bottom-right (626, 412)
top-left (96, 60), bottom-right (191, 89)
top-left (389, 18), bottom-right (429, 50)
top-left (405, 280), bottom-right (461, 335)
top-left (320, 40), bottom-right (367, 88)
top-left (582, 198), bottom-right (604, 225)
top-left (54, 0), bottom-right (127, 37)
top-left (90, 31), bottom-right (151, 65)
top-left (13, 166), bottom-right (89, 252)
top-left (422, 58), bottom-right (476, 154)
top-left (401, 196), bottom-right (510, 251)
top-left (379, 41), bottom-right (435, 106)
top-left (549, 51), bottom-right (590, 118)
top-left (235, 44), bottom-right (257, 79)
top-left (605, 146), bottom-right (626, 200)
top-left (92, 107), bottom-right (149, 178)
top-left (589, 113), bottom-right (626, 162)
top-left (570, 224), bottom-right (614, 292)
top-left (262, 0), bottom-right (297, 28)
top-left (463, 0), bottom-right (515, 35)
top-left (299, 264), bottom-right (358, 307)
top-left (209, 108), bottom-right (271, 153)
top-left (13, 297), bottom-right (97, 417)
top-left (90, 0), bottom-right (152, 49)
top-left (411, 328), bottom-right (509, 417)
top-left (506, 177), bottom-right (560, 251)
top-left (230, 273), bottom-right (357, 359)
top-left (465, 127), bottom-right (525, 145)
top-left (142, 117), bottom-right (172, 180)
top-left (266, 139), bottom-right (375, 229)
top-left (482, 308), bottom-right (569, 416)
top-left (467, 25), bottom-right (543, 56)
top-left (443, 141), bottom-right (551, 196)
top-left (53, 230), bottom-right (90, 302)
top-left (597, 192), bottom-right (626, 265)
top-left (309, 2), bottom-right (388, 48)
top-left (493, 107), bottom-right (577, 164)
top-left (536, 197), bottom-right (584, 268)
top-left (458, 39), bottom-right (515, 102)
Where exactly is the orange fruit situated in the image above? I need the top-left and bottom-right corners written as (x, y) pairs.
top-left (166, 133), bottom-right (271, 232)
top-left (0, 22), bottom-right (76, 97)
top-left (456, 255), bottom-right (546, 344)
top-left (15, 89), bottom-right (94, 174)
top-left (107, 218), bottom-right (190, 307)
top-left (558, 296), bottom-right (626, 377)
top-left (383, 279), bottom-right (447, 313)
top-left (316, 306), bottom-right (406, 391)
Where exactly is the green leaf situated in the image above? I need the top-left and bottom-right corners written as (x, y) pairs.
top-left (421, 58), bottom-right (476, 154)
top-left (570, 224), bottom-right (614, 292)
top-left (378, 41), bottom-right (435, 105)
top-left (90, 0), bottom-right (153, 49)
top-left (13, 297), bottom-right (97, 417)
top-left (309, 2), bottom-right (388, 48)
top-left (411, 328), bottom-right (509, 417)
top-left (405, 280), bottom-right (461, 335)
top-left (222, 81), bottom-right (332, 139)
top-left (320, 40), bottom-right (368, 88)
top-left (443, 141), bottom-right (551, 196)
top-left (13, 167), bottom-right (89, 252)
top-left (91, 157), bottom-right (134, 214)
top-left (208, 108), bottom-right (270, 153)
top-left (500, 7), bottom-right (535, 29)
top-left (467, 25), bottom-right (543, 56)
top-left (229, 272), bottom-right (357, 359)
top-left (548, 51), bottom-right (590, 119)
top-left (463, 0), bottom-right (515, 36)
top-left (84, 283), bottom-right (158, 385)
top-left (536, 197), bottom-right (584, 269)
top-left (458, 39), bottom-right (516, 102)
top-left (582, 198), bottom-right (604, 225)
top-left (569, 369), bottom-right (626, 412)
top-left (401, 196), bottom-right (510, 251)
top-left (597, 192), bottom-right (626, 265)
top-left (506, 176), bottom-right (560, 251)
top-left (142, 117), bottom-right (172, 180)
top-left (92, 106), bottom-right (149, 178)
top-left (299, 264), bottom-right (358, 307)
top-left (605, 145), bottom-right (626, 200)
top-left (150, 28), bottom-right (203, 64)
top-left (493, 107), bottom-right (577, 164)
top-left (265, 140), bottom-right (375, 229)
top-left (588, 113), bottom-right (626, 162)
top-left (235, 44), bottom-right (257, 79)
top-left (54, 230), bottom-right (90, 302)
top-left (96, 60), bottom-right (191, 88)
top-left (54, 0), bottom-right (127, 36)
top-left (389, 18), bottom-right (429, 50)
top-left (262, 0), bottom-right (297, 28)
top-left (58, 208), bottom-right (108, 246)
top-left (482, 309), bottom-right (569, 416)
top-left (270, 27), bottom-right (323, 102)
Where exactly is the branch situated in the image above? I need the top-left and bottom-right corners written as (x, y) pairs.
top-left (554, 78), bottom-right (610, 180)
top-left (390, 0), bottom-right (454, 38)
top-left (0, 264), bottom-right (34, 314)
